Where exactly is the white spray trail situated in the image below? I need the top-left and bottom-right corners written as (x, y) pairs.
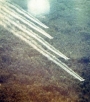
top-left (0, 5), bottom-right (69, 60)
top-left (0, 18), bottom-right (84, 81)
top-left (0, 1), bottom-right (85, 81)
top-left (3, 0), bottom-right (49, 29)
top-left (1, 3), bottom-right (53, 39)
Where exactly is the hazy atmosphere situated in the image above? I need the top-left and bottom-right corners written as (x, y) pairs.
top-left (0, 0), bottom-right (90, 102)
